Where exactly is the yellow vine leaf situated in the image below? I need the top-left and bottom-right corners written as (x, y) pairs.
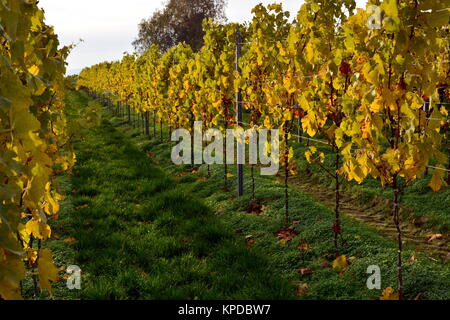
top-left (25, 219), bottom-right (51, 240)
top-left (380, 287), bottom-right (399, 300)
top-left (28, 65), bottom-right (40, 76)
top-left (37, 249), bottom-right (59, 295)
top-left (429, 166), bottom-right (447, 192)
top-left (0, 250), bottom-right (25, 300)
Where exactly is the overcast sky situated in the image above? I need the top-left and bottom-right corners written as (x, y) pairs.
top-left (38, 0), bottom-right (367, 74)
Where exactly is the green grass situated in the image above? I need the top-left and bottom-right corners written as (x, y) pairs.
top-left (133, 144), bottom-right (449, 300)
top-left (44, 91), bottom-right (449, 300)
top-left (44, 91), bottom-right (296, 300)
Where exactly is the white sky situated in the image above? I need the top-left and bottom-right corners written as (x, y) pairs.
top-left (38, 0), bottom-right (367, 74)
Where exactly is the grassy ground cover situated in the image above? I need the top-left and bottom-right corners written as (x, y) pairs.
top-left (42, 91), bottom-right (449, 300)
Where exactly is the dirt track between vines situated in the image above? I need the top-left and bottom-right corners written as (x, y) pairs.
top-left (286, 175), bottom-right (450, 260)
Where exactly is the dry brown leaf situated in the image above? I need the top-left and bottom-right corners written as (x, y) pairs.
top-left (297, 243), bottom-right (309, 251)
top-left (63, 237), bottom-right (78, 244)
top-left (332, 255), bottom-right (349, 273)
top-left (426, 234), bottom-right (443, 242)
top-left (246, 239), bottom-right (256, 248)
top-left (297, 268), bottom-right (314, 275)
top-left (295, 283), bottom-right (309, 295)
top-left (75, 204), bottom-right (89, 210)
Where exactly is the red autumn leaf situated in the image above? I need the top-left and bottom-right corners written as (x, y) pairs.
top-left (331, 221), bottom-right (341, 235)
top-left (339, 61), bottom-right (352, 76)
top-left (276, 228), bottom-right (298, 245)
top-left (293, 109), bottom-right (305, 118)
top-left (276, 228), bottom-right (298, 242)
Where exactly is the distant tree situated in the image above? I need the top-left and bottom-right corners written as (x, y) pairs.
top-left (133, 0), bottom-right (227, 52)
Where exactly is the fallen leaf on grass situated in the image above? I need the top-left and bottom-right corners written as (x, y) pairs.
top-left (146, 153), bottom-right (156, 158)
top-left (63, 237), bottom-right (78, 244)
top-left (176, 172), bottom-right (189, 177)
top-left (332, 255), bottom-right (349, 273)
top-left (247, 202), bottom-right (265, 216)
top-left (407, 253), bottom-right (417, 263)
top-left (297, 268), bottom-right (314, 275)
top-left (217, 206), bottom-right (225, 213)
top-left (426, 234), bottom-right (443, 242)
top-left (246, 239), bottom-right (256, 248)
top-left (197, 177), bottom-right (208, 182)
top-left (276, 228), bottom-right (298, 244)
top-left (295, 283), bottom-right (309, 295)
top-left (297, 243), bottom-right (309, 251)
top-left (75, 204), bottom-right (89, 210)
top-left (319, 261), bottom-right (330, 268)
top-left (380, 287), bottom-right (399, 300)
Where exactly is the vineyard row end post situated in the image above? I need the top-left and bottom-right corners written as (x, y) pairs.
top-left (236, 29), bottom-right (244, 197)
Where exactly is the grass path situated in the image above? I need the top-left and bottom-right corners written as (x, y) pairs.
top-left (49, 91), bottom-right (295, 299)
